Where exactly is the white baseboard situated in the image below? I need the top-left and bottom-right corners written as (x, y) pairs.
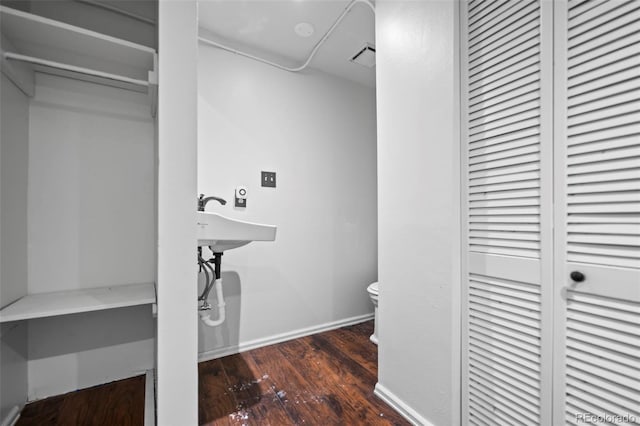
top-left (143, 369), bottom-right (155, 426)
top-left (198, 312), bottom-right (374, 362)
top-left (0, 405), bottom-right (22, 426)
top-left (374, 383), bottom-right (434, 426)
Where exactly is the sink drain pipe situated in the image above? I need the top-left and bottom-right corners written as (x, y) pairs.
top-left (198, 252), bottom-right (227, 327)
top-left (199, 278), bottom-right (226, 327)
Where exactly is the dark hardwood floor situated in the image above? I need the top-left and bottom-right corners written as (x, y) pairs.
top-left (199, 321), bottom-right (409, 426)
top-left (17, 375), bottom-right (145, 426)
top-left (17, 321), bottom-right (410, 425)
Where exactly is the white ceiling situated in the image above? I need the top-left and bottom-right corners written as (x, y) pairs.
top-left (198, 0), bottom-right (376, 87)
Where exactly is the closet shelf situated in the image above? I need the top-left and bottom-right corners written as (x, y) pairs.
top-left (0, 282), bottom-right (156, 323)
top-left (0, 5), bottom-right (157, 101)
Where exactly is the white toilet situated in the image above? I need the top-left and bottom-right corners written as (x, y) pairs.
top-left (366, 282), bottom-right (379, 344)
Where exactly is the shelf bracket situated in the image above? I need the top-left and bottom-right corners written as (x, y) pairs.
top-left (148, 52), bottom-right (158, 118)
top-left (1, 35), bottom-right (34, 97)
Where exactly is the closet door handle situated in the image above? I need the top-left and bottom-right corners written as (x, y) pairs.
top-left (570, 271), bottom-right (585, 282)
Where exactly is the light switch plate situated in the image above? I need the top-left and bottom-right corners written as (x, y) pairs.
top-left (261, 171), bottom-right (276, 187)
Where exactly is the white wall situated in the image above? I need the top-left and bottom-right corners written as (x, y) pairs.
top-left (25, 73), bottom-right (156, 399)
top-left (0, 73), bottom-right (29, 421)
top-left (156, 1), bottom-right (199, 424)
top-left (197, 47), bottom-right (377, 356)
top-left (375, 1), bottom-right (460, 425)
top-left (28, 74), bottom-right (155, 293)
top-left (0, 75), bottom-right (29, 307)
top-left (27, 306), bottom-right (155, 400)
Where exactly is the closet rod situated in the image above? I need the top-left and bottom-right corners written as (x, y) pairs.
top-left (3, 52), bottom-right (150, 87)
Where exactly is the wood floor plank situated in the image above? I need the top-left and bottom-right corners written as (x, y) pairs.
top-left (237, 393), bottom-right (294, 426)
top-left (279, 337), bottom-right (409, 425)
top-left (15, 394), bottom-right (65, 426)
top-left (323, 326), bottom-right (378, 374)
top-left (217, 353), bottom-right (293, 426)
top-left (58, 376), bottom-right (145, 426)
top-left (278, 338), bottom-right (379, 424)
top-left (309, 332), bottom-right (410, 425)
top-left (339, 321), bottom-right (376, 349)
top-left (17, 376), bottom-right (145, 426)
top-left (199, 396), bottom-right (237, 426)
top-left (349, 321), bottom-right (375, 340)
top-left (249, 345), bottom-right (344, 425)
top-left (199, 358), bottom-right (236, 425)
top-left (199, 358), bottom-right (231, 397)
top-left (309, 333), bottom-right (377, 387)
top-left (100, 376), bottom-right (145, 425)
top-left (219, 353), bottom-right (268, 400)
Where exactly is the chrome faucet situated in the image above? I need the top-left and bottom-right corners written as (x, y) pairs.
top-left (198, 194), bottom-right (227, 211)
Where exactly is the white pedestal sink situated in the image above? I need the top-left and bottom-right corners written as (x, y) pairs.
top-left (196, 211), bottom-right (277, 252)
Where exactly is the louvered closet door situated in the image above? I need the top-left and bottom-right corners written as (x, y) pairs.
top-left (461, 1), bottom-right (554, 425)
top-left (554, 1), bottom-right (640, 424)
